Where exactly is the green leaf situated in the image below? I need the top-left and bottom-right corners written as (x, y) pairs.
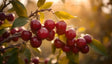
top-left (54, 11), bottom-right (74, 20)
top-left (52, 44), bottom-right (56, 54)
top-left (24, 48), bottom-right (31, 62)
top-left (40, 2), bottom-right (53, 9)
top-left (37, 0), bottom-right (46, 8)
top-left (58, 56), bottom-right (68, 64)
top-left (66, 52), bottom-right (79, 64)
top-left (18, 57), bottom-right (25, 64)
top-left (32, 48), bottom-right (41, 53)
top-left (12, 17), bottom-right (28, 29)
top-left (11, 0), bottom-right (28, 17)
top-left (58, 34), bottom-right (66, 44)
top-left (7, 48), bottom-right (19, 64)
top-left (89, 39), bottom-right (107, 56)
top-left (0, 29), bottom-right (6, 36)
top-left (39, 12), bottom-right (44, 24)
top-left (8, 7), bottom-right (15, 13)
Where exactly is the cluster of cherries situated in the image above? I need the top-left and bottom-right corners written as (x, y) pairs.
top-left (0, 12), bottom-right (15, 26)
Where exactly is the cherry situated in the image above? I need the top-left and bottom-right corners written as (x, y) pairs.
top-left (32, 58), bottom-right (39, 64)
top-left (84, 34), bottom-right (92, 44)
top-left (56, 20), bottom-right (67, 35)
top-left (67, 39), bottom-right (76, 46)
top-left (30, 36), bottom-right (42, 48)
top-left (54, 38), bottom-right (64, 48)
top-left (2, 31), bottom-right (10, 38)
top-left (65, 29), bottom-right (76, 40)
top-left (0, 21), bottom-right (4, 26)
top-left (10, 28), bottom-right (17, 34)
top-left (80, 45), bottom-right (89, 53)
top-left (62, 45), bottom-right (70, 52)
top-left (12, 37), bottom-right (19, 42)
top-left (46, 30), bottom-right (55, 41)
top-left (6, 13), bottom-right (15, 21)
top-left (37, 27), bottom-right (49, 39)
top-left (18, 27), bottom-right (25, 32)
top-left (21, 30), bottom-right (32, 41)
top-left (44, 58), bottom-right (49, 64)
top-left (72, 46), bottom-right (79, 54)
top-left (76, 38), bottom-right (87, 48)
top-left (24, 58), bottom-right (28, 64)
top-left (44, 19), bottom-right (55, 31)
top-left (30, 20), bottom-right (41, 31)
top-left (0, 36), bottom-right (4, 42)
top-left (0, 12), bottom-right (6, 21)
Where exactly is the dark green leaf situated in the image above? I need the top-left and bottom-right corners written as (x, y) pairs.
top-left (11, 0), bottom-right (28, 17)
top-left (0, 29), bottom-right (6, 36)
top-left (37, 0), bottom-right (46, 8)
top-left (52, 44), bottom-right (56, 54)
top-left (40, 2), bottom-right (53, 9)
top-left (89, 39), bottom-right (107, 56)
top-left (12, 17), bottom-right (28, 29)
top-left (54, 11), bottom-right (74, 19)
top-left (24, 48), bottom-right (31, 62)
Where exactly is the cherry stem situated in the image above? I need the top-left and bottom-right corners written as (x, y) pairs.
top-left (28, 8), bottom-right (52, 18)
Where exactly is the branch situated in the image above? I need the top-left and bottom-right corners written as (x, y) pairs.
top-left (0, 32), bottom-right (21, 45)
top-left (0, 2), bottom-right (11, 12)
top-left (28, 8), bottom-right (52, 18)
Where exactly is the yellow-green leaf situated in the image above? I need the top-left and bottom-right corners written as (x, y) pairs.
top-left (58, 34), bottom-right (66, 44)
top-left (39, 12), bottom-right (44, 24)
top-left (54, 11), bottom-right (74, 20)
top-left (37, 0), bottom-right (46, 8)
top-left (11, 0), bottom-right (28, 17)
top-left (7, 7), bottom-right (15, 13)
top-left (0, 19), bottom-right (12, 30)
top-left (58, 56), bottom-right (68, 64)
top-left (40, 2), bottom-right (53, 9)
top-left (89, 39), bottom-right (107, 56)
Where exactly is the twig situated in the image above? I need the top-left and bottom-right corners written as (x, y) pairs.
top-left (0, 2), bottom-right (11, 12)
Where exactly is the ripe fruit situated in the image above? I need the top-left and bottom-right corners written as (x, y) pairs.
top-left (80, 45), bottom-right (89, 53)
top-left (24, 58), bottom-right (28, 64)
top-left (46, 30), bottom-right (55, 41)
top-left (21, 30), bottom-right (32, 41)
top-left (30, 36), bottom-right (42, 48)
top-left (54, 38), bottom-right (64, 48)
top-left (37, 27), bottom-right (49, 39)
top-left (62, 45), bottom-right (70, 52)
top-left (84, 34), bottom-right (92, 44)
top-left (6, 13), bottom-right (15, 21)
top-left (30, 20), bottom-right (41, 31)
top-left (76, 38), bottom-right (87, 48)
top-left (10, 28), bottom-right (17, 34)
top-left (0, 21), bottom-right (4, 26)
top-left (2, 31), bottom-right (10, 38)
top-left (56, 20), bottom-right (67, 35)
top-left (67, 39), bottom-right (76, 46)
top-left (44, 58), bottom-right (49, 64)
top-left (12, 37), bottom-right (19, 42)
top-left (65, 29), bottom-right (76, 40)
top-left (32, 58), bottom-right (39, 64)
top-left (0, 36), bottom-right (4, 42)
top-left (72, 46), bottom-right (79, 54)
top-left (44, 19), bottom-right (55, 31)
top-left (0, 12), bottom-right (6, 21)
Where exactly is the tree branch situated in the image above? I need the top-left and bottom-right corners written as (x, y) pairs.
top-left (0, 2), bottom-right (11, 12)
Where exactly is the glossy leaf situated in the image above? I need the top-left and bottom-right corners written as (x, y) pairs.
top-left (24, 48), bottom-right (31, 62)
top-left (12, 17), bottom-right (28, 29)
top-left (39, 12), bottom-right (44, 24)
top-left (11, 0), bottom-right (28, 17)
top-left (89, 39), bottom-right (107, 56)
top-left (37, 0), bottom-right (46, 8)
top-left (0, 19), bottom-right (12, 30)
top-left (40, 2), bottom-right (53, 9)
top-left (54, 11), bottom-right (74, 19)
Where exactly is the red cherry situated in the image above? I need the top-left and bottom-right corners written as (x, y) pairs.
top-left (0, 36), bottom-right (4, 42)
top-left (54, 38), bottom-right (64, 48)
top-left (37, 27), bottom-right (49, 39)
top-left (65, 29), bottom-right (76, 40)
top-left (80, 45), bottom-right (89, 53)
top-left (0, 21), bottom-right (4, 26)
top-left (6, 13), bottom-right (15, 21)
top-left (30, 20), bottom-right (41, 31)
top-left (84, 34), bottom-right (92, 44)
top-left (24, 58), bottom-right (28, 64)
top-left (72, 46), bottom-right (79, 54)
top-left (44, 19), bottom-right (55, 31)
top-left (46, 30), bottom-right (55, 41)
top-left (32, 58), bottom-right (39, 64)
top-left (21, 30), bottom-right (32, 41)
top-left (10, 28), bottom-right (17, 34)
top-left (2, 31), bottom-right (10, 38)
top-left (76, 38), bottom-right (87, 48)
top-left (12, 37), bottom-right (19, 42)
top-left (62, 45), bottom-right (70, 52)
top-left (56, 20), bottom-right (67, 35)
top-left (0, 12), bottom-right (6, 21)
top-left (67, 39), bottom-right (76, 46)
top-left (30, 36), bottom-right (42, 48)
top-left (44, 58), bottom-right (49, 64)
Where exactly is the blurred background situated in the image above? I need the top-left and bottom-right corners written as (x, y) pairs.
top-left (1, 0), bottom-right (112, 64)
